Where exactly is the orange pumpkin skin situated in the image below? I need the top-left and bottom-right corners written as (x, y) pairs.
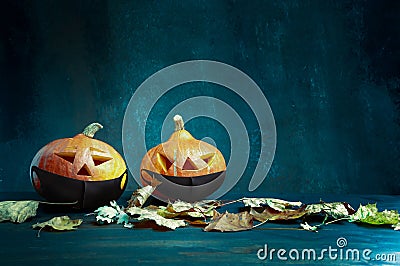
top-left (140, 129), bottom-right (226, 178)
top-left (140, 115), bottom-right (226, 202)
top-left (31, 133), bottom-right (126, 182)
top-left (30, 123), bottom-right (127, 209)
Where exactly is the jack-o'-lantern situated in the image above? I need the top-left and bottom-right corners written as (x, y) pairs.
top-left (30, 122), bottom-right (127, 209)
top-left (140, 115), bottom-right (226, 202)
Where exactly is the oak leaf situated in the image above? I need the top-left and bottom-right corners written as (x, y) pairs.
top-left (93, 201), bottom-right (129, 225)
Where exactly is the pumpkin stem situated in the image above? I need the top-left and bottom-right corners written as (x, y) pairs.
top-left (82, 122), bottom-right (103, 138)
top-left (174, 115), bottom-right (185, 131)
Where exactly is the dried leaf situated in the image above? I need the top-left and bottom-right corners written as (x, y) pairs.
top-left (204, 210), bottom-right (253, 232)
top-left (0, 200), bottom-right (39, 223)
top-left (32, 216), bottom-right (82, 231)
top-left (250, 206), bottom-right (309, 222)
top-left (127, 185), bottom-right (158, 208)
top-left (300, 222), bottom-right (318, 232)
top-left (167, 200), bottom-right (194, 213)
top-left (156, 206), bottom-right (181, 219)
top-left (306, 201), bottom-right (355, 219)
top-left (164, 200), bottom-right (218, 218)
top-left (94, 201), bottom-right (128, 225)
top-left (169, 200), bottom-right (219, 212)
top-left (187, 219), bottom-right (208, 226)
top-left (94, 206), bottom-right (118, 224)
top-left (242, 198), bottom-right (302, 211)
top-left (349, 203), bottom-right (399, 225)
top-left (127, 206), bottom-right (186, 230)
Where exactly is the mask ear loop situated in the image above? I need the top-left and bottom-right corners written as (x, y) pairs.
top-left (140, 169), bottom-right (162, 187)
top-left (31, 166), bottom-right (41, 192)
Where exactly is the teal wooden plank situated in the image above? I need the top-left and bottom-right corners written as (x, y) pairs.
top-left (0, 193), bottom-right (399, 265)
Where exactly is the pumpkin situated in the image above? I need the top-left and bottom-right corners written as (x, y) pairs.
top-left (140, 115), bottom-right (226, 202)
top-left (30, 123), bottom-right (127, 209)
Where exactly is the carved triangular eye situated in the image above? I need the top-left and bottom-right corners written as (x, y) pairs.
top-left (201, 153), bottom-right (216, 166)
top-left (55, 152), bottom-right (76, 164)
top-left (92, 155), bottom-right (113, 166)
top-left (90, 147), bottom-right (106, 153)
top-left (182, 157), bottom-right (198, 170)
top-left (157, 153), bottom-right (173, 172)
top-left (77, 164), bottom-right (91, 176)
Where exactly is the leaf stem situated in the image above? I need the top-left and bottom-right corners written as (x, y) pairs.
top-left (37, 226), bottom-right (43, 238)
top-left (324, 217), bottom-right (350, 225)
top-left (219, 198), bottom-right (245, 207)
top-left (252, 219), bottom-right (268, 228)
top-left (254, 227), bottom-right (305, 231)
top-left (38, 201), bottom-right (78, 205)
top-left (173, 115), bottom-right (184, 131)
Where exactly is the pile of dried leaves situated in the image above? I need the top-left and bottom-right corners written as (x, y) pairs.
top-left (89, 185), bottom-right (400, 232)
top-left (0, 185), bottom-right (399, 234)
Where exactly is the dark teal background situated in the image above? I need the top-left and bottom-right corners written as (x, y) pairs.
top-left (1, 0), bottom-right (399, 195)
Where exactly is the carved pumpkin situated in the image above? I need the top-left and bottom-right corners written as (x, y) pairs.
top-left (140, 115), bottom-right (226, 202)
top-left (30, 123), bottom-right (127, 209)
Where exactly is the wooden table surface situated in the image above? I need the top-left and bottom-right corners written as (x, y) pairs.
top-left (0, 192), bottom-right (399, 265)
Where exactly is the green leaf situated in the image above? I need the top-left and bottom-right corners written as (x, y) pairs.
top-left (204, 210), bottom-right (253, 232)
top-left (0, 200), bottom-right (39, 223)
top-left (32, 216), bottom-right (82, 231)
top-left (305, 201), bottom-right (355, 219)
top-left (349, 203), bottom-right (399, 225)
top-left (242, 198), bottom-right (302, 211)
top-left (127, 206), bottom-right (186, 230)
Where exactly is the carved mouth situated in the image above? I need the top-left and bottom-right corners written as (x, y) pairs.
top-left (141, 169), bottom-right (225, 186)
top-left (156, 152), bottom-right (217, 172)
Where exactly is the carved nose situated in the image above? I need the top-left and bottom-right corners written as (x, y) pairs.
top-left (77, 164), bottom-right (91, 176)
top-left (182, 157), bottom-right (198, 170)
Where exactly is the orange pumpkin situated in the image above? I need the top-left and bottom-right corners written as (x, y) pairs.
top-left (140, 115), bottom-right (226, 202)
top-left (30, 123), bottom-right (127, 209)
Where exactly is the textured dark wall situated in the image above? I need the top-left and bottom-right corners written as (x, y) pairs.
top-left (0, 0), bottom-right (399, 195)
